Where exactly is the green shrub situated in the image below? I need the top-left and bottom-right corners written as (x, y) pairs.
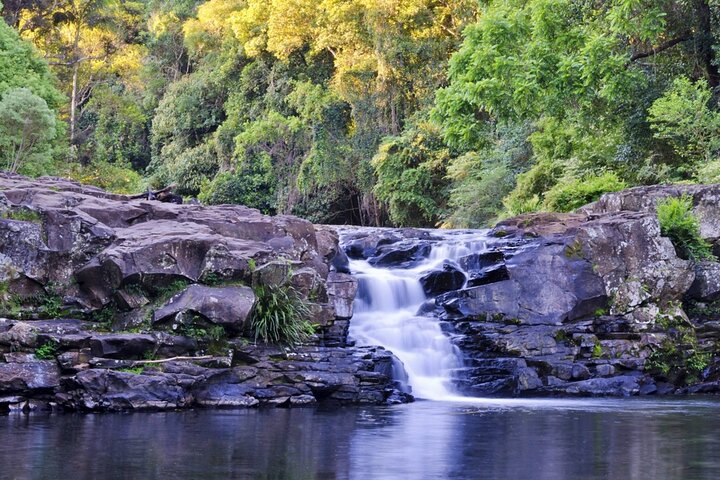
top-left (35, 341), bottom-right (58, 360)
top-left (543, 172), bottom-right (627, 212)
top-left (63, 160), bottom-right (145, 194)
top-left (657, 195), bottom-right (715, 261)
top-left (250, 285), bottom-right (314, 346)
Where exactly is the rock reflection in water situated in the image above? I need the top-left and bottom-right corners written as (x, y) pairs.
top-left (2, 399), bottom-right (720, 479)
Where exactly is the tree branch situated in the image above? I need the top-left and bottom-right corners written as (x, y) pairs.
top-left (629, 33), bottom-right (693, 62)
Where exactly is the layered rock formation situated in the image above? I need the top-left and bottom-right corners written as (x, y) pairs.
top-left (342, 186), bottom-right (720, 397)
top-left (0, 173), bottom-right (409, 412)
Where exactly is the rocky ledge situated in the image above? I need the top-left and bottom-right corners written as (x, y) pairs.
top-left (0, 173), bottom-right (410, 412)
top-left (342, 185), bottom-right (720, 397)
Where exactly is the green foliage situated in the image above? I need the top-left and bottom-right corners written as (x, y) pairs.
top-left (592, 343), bottom-right (603, 359)
top-left (543, 173), bottom-right (627, 212)
top-left (250, 284), bottom-right (314, 346)
top-left (117, 366), bottom-right (145, 374)
top-left (648, 77), bottom-right (720, 172)
top-left (40, 290), bottom-right (63, 318)
top-left (63, 160), bottom-right (145, 194)
top-left (646, 341), bottom-right (709, 385)
top-left (90, 303), bottom-right (117, 329)
top-left (445, 121), bottom-right (534, 227)
top-left (372, 117), bottom-right (451, 227)
top-left (0, 20), bottom-right (64, 110)
top-left (35, 341), bottom-right (59, 360)
top-left (656, 195), bottom-right (715, 261)
top-left (198, 166), bottom-right (275, 213)
top-left (0, 88), bottom-right (58, 175)
top-left (152, 279), bottom-right (191, 303)
top-left (82, 86), bottom-right (150, 171)
top-left (2, 208), bottom-right (42, 223)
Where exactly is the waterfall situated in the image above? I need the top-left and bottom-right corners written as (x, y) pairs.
top-left (345, 231), bottom-right (488, 400)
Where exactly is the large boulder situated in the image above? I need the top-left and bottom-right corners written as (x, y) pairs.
top-left (152, 285), bottom-right (256, 331)
top-left (420, 263), bottom-right (466, 296)
top-left (439, 241), bottom-right (607, 325)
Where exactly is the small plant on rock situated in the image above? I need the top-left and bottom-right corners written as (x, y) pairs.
top-left (250, 284), bottom-right (314, 346)
top-left (657, 195), bottom-right (715, 261)
top-left (35, 340), bottom-right (58, 359)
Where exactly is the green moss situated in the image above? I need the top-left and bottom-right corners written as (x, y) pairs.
top-left (564, 239), bottom-right (584, 259)
top-left (117, 366), bottom-right (145, 375)
top-left (554, 330), bottom-right (569, 343)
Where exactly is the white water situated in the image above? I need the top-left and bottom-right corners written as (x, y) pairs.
top-left (347, 231), bottom-right (489, 400)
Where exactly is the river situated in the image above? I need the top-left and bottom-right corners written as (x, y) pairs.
top-left (2, 398), bottom-right (720, 479)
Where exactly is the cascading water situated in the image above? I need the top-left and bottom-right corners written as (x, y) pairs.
top-left (345, 230), bottom-right (489, 400)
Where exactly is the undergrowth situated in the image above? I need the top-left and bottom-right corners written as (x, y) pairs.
top-left (657, 195), bottom-right (715, 261)
top-left (250, 284), bottom-right (314, 346)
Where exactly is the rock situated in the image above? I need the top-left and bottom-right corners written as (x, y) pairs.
top-left (438, 242), bottom-right (607, 325)
top-left (67, 369), bottom-right (192, 411)
top-left (0, 174), bottom-right (332, 321)
top-left (419, 263), bottom-right (466, 296)
top-left (252, 261), bottom-right (292, 287)
top-left (326, 273), bottom-right (358, 320)
top-left (0, 361), bottom-right (60, 393)
top-left (152, 284), bottom-right (255, 331)
top-left (343, 231), bottom-right (402, 260)
top-left (596, 364), bottom-right (615, 377)
top-left (687, 261), bottom-right (720, 302)
top-left (0, 322), bottom-right (38, 348)
top-left (88, 334), bottom-right (156, 359)
top-left (367, 242), bottom-right (431, 268)
top-left (560, 376), bottom-right (641, 396)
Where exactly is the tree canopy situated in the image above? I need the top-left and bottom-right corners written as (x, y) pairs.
top-left (2, 0), bottom-right (720, 225)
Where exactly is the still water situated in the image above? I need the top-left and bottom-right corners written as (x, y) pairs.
top-left (2, 398), bottom-right (720, 480)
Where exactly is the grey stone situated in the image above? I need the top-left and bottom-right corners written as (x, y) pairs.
top-left (153, 284), bottom-right (255, 330)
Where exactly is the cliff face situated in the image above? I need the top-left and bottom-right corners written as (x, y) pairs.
top-left (447, 186), bottom-right (720, 396)
top-left (0, 173), bottom-right (409, 412)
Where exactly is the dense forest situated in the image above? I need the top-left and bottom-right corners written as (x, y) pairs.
top-left (1, 0), bottom-right (719, 228)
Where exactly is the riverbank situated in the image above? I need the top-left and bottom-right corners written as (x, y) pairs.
top-left (0, 173), bottom-right (410, 412)
top-left (4, 173), bottom-right (720, 411)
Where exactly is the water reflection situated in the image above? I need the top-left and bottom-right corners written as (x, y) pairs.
top-left (2, 398), bottom-right (720, 479)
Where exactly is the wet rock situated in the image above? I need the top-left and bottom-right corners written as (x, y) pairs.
top-left (344, 231), bottom-right (402, 260)
top-left (88, 334), bottom-right (156, 359)
top-left (420, 263), bottom-right (466, 296)
top-left (368, 242), bottom-right (431, 268)
top-left (67, 369), bottom-right (193, 411)
top-left (559, 376), bottom-right (641, 396)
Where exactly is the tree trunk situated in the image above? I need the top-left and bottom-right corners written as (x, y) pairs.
top-left (70, 61), bottom-right (78, 145)
top-left (693, 0), bottom-right (720, 88)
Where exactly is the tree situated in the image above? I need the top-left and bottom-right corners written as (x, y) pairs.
top-left (0, 14), bottom-right (64, 109)
top-left (0, 88), bottom-right (57, 174)
top-left (18, 0), bottom-right (145, 145)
